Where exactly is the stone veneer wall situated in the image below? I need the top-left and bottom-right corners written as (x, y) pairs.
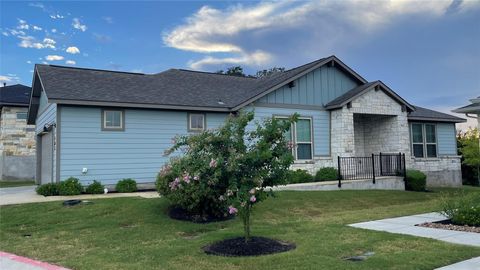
top-left (1, 107), bottom-right (36, 155)
top-left (410, 156), bottom-right (462, 187)
top-left (0, 106), bottom-right (36, 180)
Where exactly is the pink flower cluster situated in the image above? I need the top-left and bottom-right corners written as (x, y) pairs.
top-left (169, 172), bottom-right (199, 190)
top-left (209, 159), bottom-right (217, 168)
top-left (228, 206), bottom-right (238, 214)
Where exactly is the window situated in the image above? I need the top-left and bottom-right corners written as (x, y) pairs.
top-left (276, 116), bottom-right (313, 160)
top-left (16, 112), bottom-right (28, 120)
top-left (188, 113), bottom-right (205, 131)
top-left (102, 110), bottom-right (124, 131)
top-left (411, 123), bottom-right (437, 158)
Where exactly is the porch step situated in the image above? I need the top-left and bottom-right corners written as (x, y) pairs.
top-left (272, 176), bottom-right (404, 191)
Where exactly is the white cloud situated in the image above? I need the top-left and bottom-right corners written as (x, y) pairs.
top-left (66, 46), bottom-right (80, 54)
top-left (51, 28), bottom-right (57, 33)
top-left (18, 37), bottom-right (56, 49)
top-left (65, 60), bottom-right (76, 65)
top-left (9, 29), bottom-right (26, 36)
top-left (2, 31), bottom-right (8, 36)
top-left (72, 18), bottom-right (87, 31)
top-left (26, 60), bottom-right (32, 64)
top-left (50, 14), bottom-right (65, 19)
top-left (45, 55), bottom-right (64, 61)
top-left (29, 3), bottom-right (46, 11)
top-left (17, 19), bottom-right (29, 30)
top-left (164, 0), bottom-right (476, 69)
top-left (32, 25), bottom-right (42, 31)
top-left (102, 16), bottom-right (114, 24)
top-left (0, 74), bottom-right (20, 84)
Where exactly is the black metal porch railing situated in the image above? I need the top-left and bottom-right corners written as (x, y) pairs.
top-left (337, 153), bottom-right (406, 187)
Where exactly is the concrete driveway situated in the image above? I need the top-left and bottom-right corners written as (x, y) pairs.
top-left (0, 186), bottom-right (159, 206)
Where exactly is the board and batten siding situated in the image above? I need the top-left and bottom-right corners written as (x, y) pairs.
top-left (59, 106), bottom-right (228, 185)
top-left (437, 123), bottom-right (457, 155)
top-left (246, 106), bottom-right (330, 156)
top-left (258, 65), bottom-right (359, 106)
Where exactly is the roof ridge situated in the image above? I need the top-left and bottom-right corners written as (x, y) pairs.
top-left (175, 69), bottom-right (257, 79)
top-left (38, 64), bottom-right (145, 75)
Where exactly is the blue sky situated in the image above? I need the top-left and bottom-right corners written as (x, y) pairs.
top-left (1, 1), bottom-right (479, 128)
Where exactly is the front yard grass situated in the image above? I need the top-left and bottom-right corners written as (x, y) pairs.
top-left (0, 180), bottom-right (35, 188)
top-left (1, 187), bottom-right (479, 270)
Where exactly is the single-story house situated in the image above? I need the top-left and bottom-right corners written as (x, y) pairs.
top-left (27, 55), bottom-right (465, 187)
top-left (453, 96), bottom-right (480, 129)
top-left (0, 83), bottom-right (36, 180)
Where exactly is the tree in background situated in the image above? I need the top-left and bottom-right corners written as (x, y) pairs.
top-left (457, 128), bottom-right (480, 186)
top-left (216, 66), bottom-right (246, 77)
top-left (215, 66), bottom-right (286, 78)
top-left (255, 67), bottom-right (285, 78)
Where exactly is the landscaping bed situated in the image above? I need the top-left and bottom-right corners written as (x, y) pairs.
top-left (417, 219), bottom-right (480, 233)
top-left (168, 206), bottom-right (234, 223)
top-left (1, 188), bottom-right (480, 270)
top-left (203, 236), bottom-right (295, 256)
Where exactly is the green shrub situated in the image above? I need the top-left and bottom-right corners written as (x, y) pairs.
top-left (286, 169), bottom-right (314, 184)
top-left (441, 192), bottom-right (480, 226)
top-left (85, 180), bottom-right (104, 194)
top-left (36, 183), bottom-right (59, 196)
top-left (58, 177), bottom-right (83, 195)
top-left (116, 178), bottom-right (137, 193)
top-left (405, 170), bottom-right (427, 191)
top-left (315, 167), bottom-right (338, 181)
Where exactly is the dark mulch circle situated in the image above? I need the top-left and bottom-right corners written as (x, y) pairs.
top-left (203, 236), bottom-right (296, 257)
top-left (168, 206), bottom-right (234, 223)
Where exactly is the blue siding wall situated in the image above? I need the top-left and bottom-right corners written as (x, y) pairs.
top-left (246, 106), bottom-right (330, 156)
top-left (59, 106), bottom-right (228, 185)
top-left (258, 65), bottom-right (359, 106)
top-left (35, 91), bottom-right (56, 135)
top-left (437, 123), bottom-right (457, 155)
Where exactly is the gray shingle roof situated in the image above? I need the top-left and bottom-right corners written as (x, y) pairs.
top-left (408, 106), bottom-right (466, 123)
top-left (452, 103), bottom-right (480, 114)
top-left (0, 84), bottom-right (31, 106)
top-left (34, 55), bottom-right (367, 112)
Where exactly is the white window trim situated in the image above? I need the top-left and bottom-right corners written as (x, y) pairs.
top-left (188, 113), bottom-right (205, 132)
top-left (411, 123), bottom-right (438, 158)
top-left (275, 116), bottom-right (314, 160)
top-left (102, 110), bottom-right (124, 131)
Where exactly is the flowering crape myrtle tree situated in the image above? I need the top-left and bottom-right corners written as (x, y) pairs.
top-left (157, 111), bottom-right (297, 241)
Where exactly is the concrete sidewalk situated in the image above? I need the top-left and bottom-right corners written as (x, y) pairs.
top-left (0, 186), bottom-right (159, 206)
top-left (0, 251), bottom-right (70, 270)
top-left (349, 212), bottom-right (480, 247)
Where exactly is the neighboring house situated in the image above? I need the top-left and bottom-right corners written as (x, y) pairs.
top-left (453, 96), bottom-right (480, 129)
top-left (0, 84), bottom-right (36, 180)
top-left (27, 56), bottom-right (465, 187)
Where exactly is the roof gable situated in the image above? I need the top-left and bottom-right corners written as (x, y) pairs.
top-left (325, 81), bottom-right (415, 111)
top-left (254, 63), bottom-right (361, 107)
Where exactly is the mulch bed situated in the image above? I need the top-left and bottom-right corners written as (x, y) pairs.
top-left (168, 206), bottom-right (234, 223)
top-left (416, 219), bottom-right (480, 233)
top-left (203, 236), bottom-right (296, 257)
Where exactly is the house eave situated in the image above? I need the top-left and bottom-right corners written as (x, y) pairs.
top-left (407, 117), bottom-right (466, 123)
top-left (48, 98), bottom-right (232, 112)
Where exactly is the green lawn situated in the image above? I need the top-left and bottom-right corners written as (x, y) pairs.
top-left (0, 180), bottom-right (35, 188)
top-left (1, 187), bottom-right (479, 270)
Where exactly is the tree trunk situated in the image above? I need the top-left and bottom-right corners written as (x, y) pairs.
top-left (243, 205), bottom-right (251, 243)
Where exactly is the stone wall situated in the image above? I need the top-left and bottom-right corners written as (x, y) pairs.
top-left (1, 107), bottom-right (36, 156)
top-left (0, 106), bottom-right (36, 180)
top-left (410, 156), bottom-right (462, 187)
